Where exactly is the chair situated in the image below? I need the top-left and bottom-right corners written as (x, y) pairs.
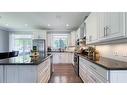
top-left (9, 51), bottom-right (19, 57)
top-left (0, 52), bottom-right (9, 59)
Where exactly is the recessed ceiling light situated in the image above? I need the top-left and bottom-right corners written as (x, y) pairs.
top-left (25, 24), bottom-right (28, 26)
top-left (66, 24), bottom-right (69, 27)
top-left (48, 24), bottom-right (51, 26)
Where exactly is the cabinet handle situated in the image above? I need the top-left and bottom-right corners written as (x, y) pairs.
top-left (104, 27), bottom-right (106, 37)
top-left (105, 26), bottom-right (108, 36)
top-left (89, 36), bottom-right (92, 41)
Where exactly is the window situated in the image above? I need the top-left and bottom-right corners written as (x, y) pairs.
top-left (14, 34), bottom-right (32, 55)
top-left (52, 34), bottom-right (69, 50)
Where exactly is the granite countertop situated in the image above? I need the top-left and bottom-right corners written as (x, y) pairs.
top-left (77, 53), bottom-right (127, 70)
top-left (0, 53), bottom-right (52, 65)
top-left (48, 51), bottom-right (74, 53)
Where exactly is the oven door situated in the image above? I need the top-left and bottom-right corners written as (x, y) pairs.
top-left (74, 54), bottom-right (79, 76)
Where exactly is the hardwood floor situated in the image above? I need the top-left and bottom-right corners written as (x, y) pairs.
top-left (49, 64), bottom-right (83, 83)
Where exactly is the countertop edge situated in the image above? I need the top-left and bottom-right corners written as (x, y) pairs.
top-left (76, 53), bottom-right (127, 70)
top-left (0, 54), bottom-right (53, 65)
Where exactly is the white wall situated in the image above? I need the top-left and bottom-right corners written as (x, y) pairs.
top-left (0, 30), bottom-right (9, 52)
top-left (96, 43), bottom-right (127, 62)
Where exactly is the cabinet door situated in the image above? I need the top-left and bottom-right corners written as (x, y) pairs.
top-left (98, 12), bottom-right (106, 39)
top-left (76, 28), bottom-right (80, 40)
top-left (52, 53), bottom-right (72, 64)
top-left (70, 31), bottom-right (76, 46)
top-left (86, 12), bottom-right (98, 44)
top-left (0, 66), bottom-right (3, 83)
top-left (69, 53), bottom-right (74, 64)
top-left (110, 70), bottom-right (127, 83)
top-left (52, 53), bottom-right (59, 64)
top-left (18, 66), bottom-right (37, 83)
top-left (106, 12), bottom-right (125, 38)
top-left (99, 12), bottom-right (125, 40)
top-left (38, 58), bottom-right (51, 83)
top-left (33, 30), bottom-right (47, 39)
top-left (5, 66), bottom-right (19, 83)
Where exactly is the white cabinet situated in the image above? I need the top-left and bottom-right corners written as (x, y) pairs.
top-left (0, 66), bottom-right (3, 82)
top-left (69, 53), bottom-right (74, 65)
top-left (3, 57), bottom-right (51, 83)
top-left (98, 12), bottom-right (106, 39)
top-left (33, 30), bottom-right (47, 39)
top-left (76, 28), bottom-right (80, 40)
top-left (85, 12), bottom-right (125, 44)
top-left (5, 65), bottom-right (19, 83)
top-left (18, 66), bottom-right (37, 83)
top-left (79, 56), bottom-right (127, 83)
top-left (79, 57), bottom-right (108, 83)
top-left (52, 53), bottom-right (74, 64)
top-left (125, 13), bottom-right (127, 36)
top-left (5, 65), bottom-right (37, 83)
top-left (98, 12), bottom-right (125, 40)
top-left (109, 70), bottom-right (127, 83)
top-left (38, 58), bottom-right (51, 83)
top-left (70, 31), bottom-right (76, 46)
top-left (85, 12), bottom-right (98, 44)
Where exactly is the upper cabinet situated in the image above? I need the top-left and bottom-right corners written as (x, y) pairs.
top-left (76, 28), bottom-right (81, 40)
top-left (75, 23), bottom-right (85, 40)
top-left (98, 12), bottom-right (125, 40)
top-left (32, 30), bottom-right (47, 39)
top-left (85, 12), bottom-right (126, 44)
top-left (70, 31), bottom-right (76, 46)
top-left (85, 12), bottom-right (98, 44)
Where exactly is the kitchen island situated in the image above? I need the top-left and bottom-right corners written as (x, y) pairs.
top-left (0, 53), bottom-right (52, 83)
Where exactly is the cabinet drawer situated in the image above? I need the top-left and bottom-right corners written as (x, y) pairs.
top-left (80, 61), bottom-right (107, 83)
top-left (88, 69), bottom-right (107, 83)
top-left (88, 62), bottom-right (107, 79)
top-left (79, 57), bottom-right (107, 79)
top-left (79, 66), bottom-right (89, 82)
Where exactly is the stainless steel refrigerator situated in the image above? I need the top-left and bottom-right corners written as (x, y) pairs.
top-left (32, 39), bottom-right (46, 54)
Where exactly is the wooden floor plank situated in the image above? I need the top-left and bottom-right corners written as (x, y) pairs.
top-left (49, 64), bottom-right (83, 83)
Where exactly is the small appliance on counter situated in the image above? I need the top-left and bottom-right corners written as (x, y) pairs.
top-left (87, 46), bottom-right (100, 61)
top-left (30, 46), bottom-right (40, 60)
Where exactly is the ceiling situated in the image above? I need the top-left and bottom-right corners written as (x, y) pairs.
top-left (0, 12), bottom-right (90, 32)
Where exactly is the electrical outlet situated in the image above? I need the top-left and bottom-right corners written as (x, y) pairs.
top-left (122, 52), bottom-right (127, 57)
top-left (114, 51), bottom-right (118, 56)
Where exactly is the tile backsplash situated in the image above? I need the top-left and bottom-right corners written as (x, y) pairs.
top-left (96, 43), bottom-right (127, 62)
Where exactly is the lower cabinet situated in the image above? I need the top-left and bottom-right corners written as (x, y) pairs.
top-left (79, 57), bottom-right (127, 83)
top-left (52, 52), bottom-right (74, 64)
top-left (5, 65), bottom-right (37, 83)
top-left (109, 70), bottom-right (127, 83)
top-left (2, 57), bottom-right (51, 83)
top-left (5, 66), bottom-right (19, 83)
top-left (18, 66), bottom-right (37, 83)
top-left (37, 58), bottom-right (51, 83)
top-left (79, 57), bottom-right (108, 83)
top-left (0, 66), bottom-right (3, 82)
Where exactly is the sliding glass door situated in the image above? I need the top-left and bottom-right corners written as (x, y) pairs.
top-left (14, 38), bottom-right (32, 55)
